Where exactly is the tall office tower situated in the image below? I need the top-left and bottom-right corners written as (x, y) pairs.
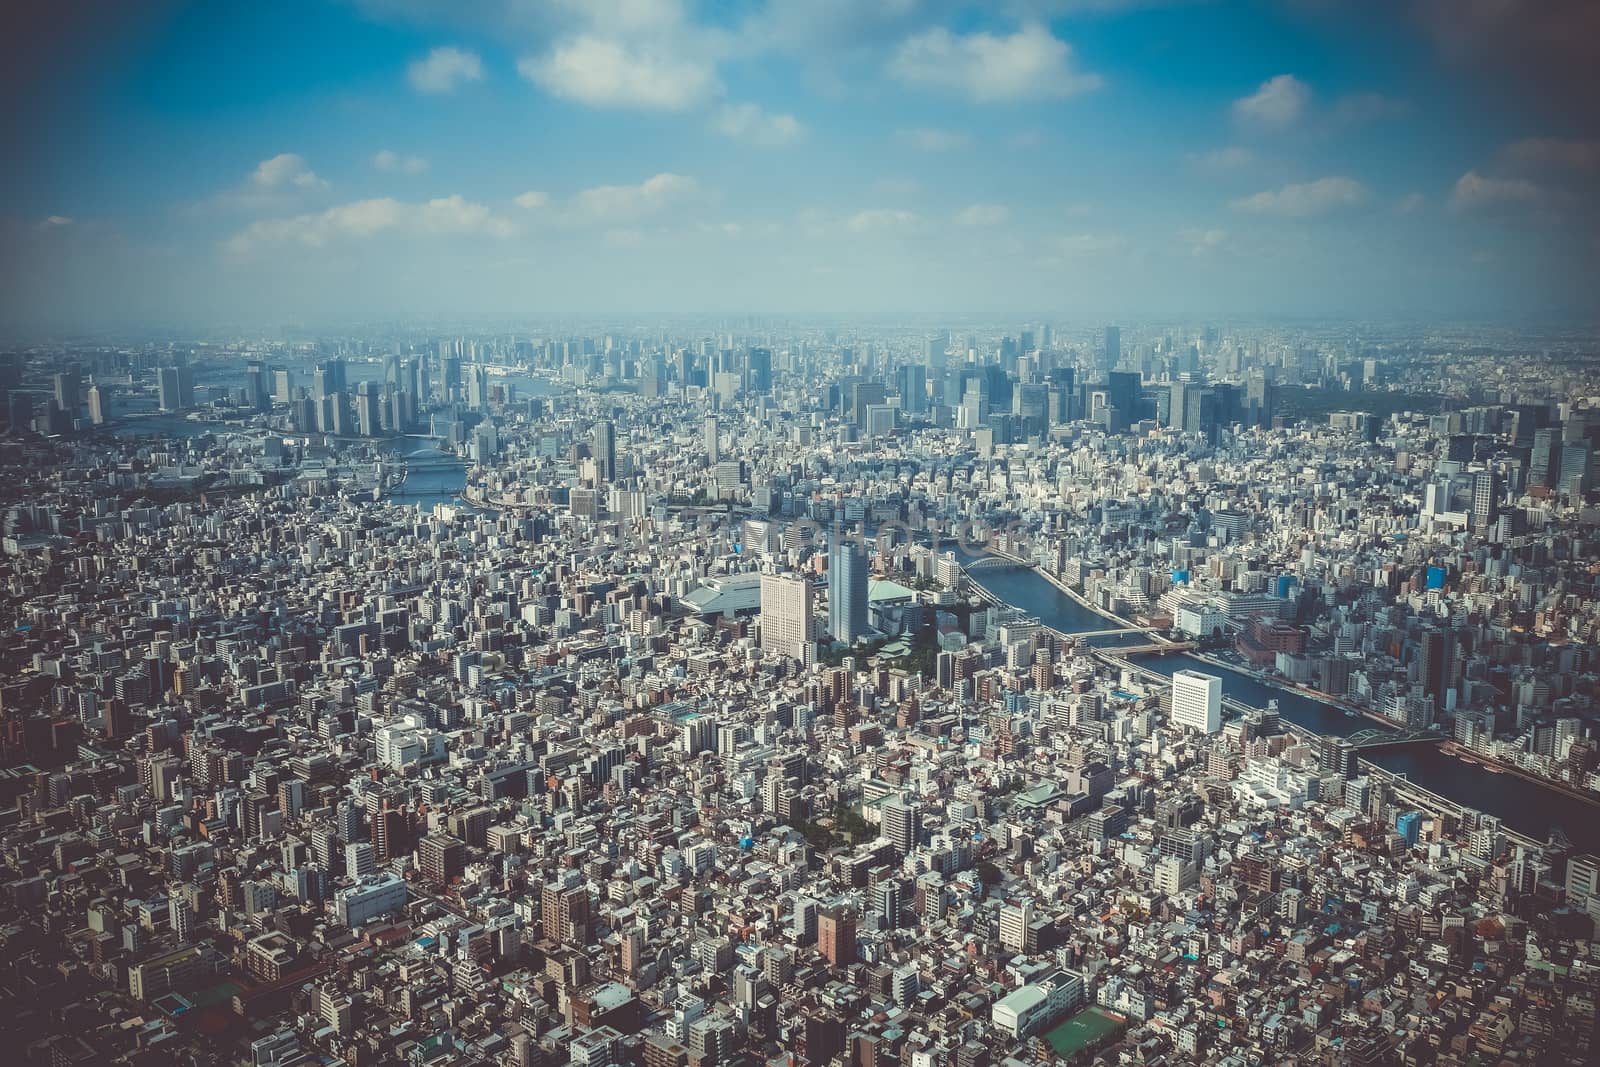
top-left (960, 377), bottom-right (987, 428)
top-left (1013, 382), bottom-right (1049, 437)
top-left (881, 798), bottom-right (921, 857)
top-left (388, 387), bottom-right (407, 434)
top-left (1106, 370), bottom-right (1141, 431)
top-left (1471, 469), bottom-right (1499, 530)
top-left (467, 365), bottom-right (488, 411)
top-left (828, 538), bottom-right (868, 646)
top-left (1562, 443), bottom-right (1591, 498)
top-left (1530, 427), bottom-right (1561, 488)
top-left (273, 368), bottom-right (294, 404)
top-left (760, 574), bottom-right (814, 664)
top-left (594, 420), bottom-right (616, 482)
top-left (1104, 325), bottom-right (1121, 371)
top-left (923, 335), bottom-right (946, 371)
top-left (6, 392), bottom-right (31, 431)
top-left (176, 365), bottom-right (195, 408)
top-left (845, 381), bottom-right (881, 427)
top-left (747, 347), bottom-right (773, 393)
top-left (1171, 669), bottom-right (1222, 733)
top-left (157, 367), bottom-right (182, 412)
top-left (1416, 628), bottom-right (1448, 710)
top-left (818, 908), bottom-right (856, 967)
top-left (402, 359), bottom-right (422, 423)
top-left (704, 415), bottom-right (720, 464)
top-left (245, 360), bottom-right (270, 411)
top-left (441, 356), bottom-right (462, 401)
top-left (356, 381), bottom-right (382, 437)
top-left (292, 396), bottom-right (317, 432)
top-left (897, 363), bottom-right (928, 414)
top-left (53, 369), bottom-right (81, 417)
top-left (1241, 374), bottom-right (1280, 428)
top-left (86, 383), bottom-right (108, 425)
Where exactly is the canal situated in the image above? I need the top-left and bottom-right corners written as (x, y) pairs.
top-left (962, 560), bottom-right (1600, 853)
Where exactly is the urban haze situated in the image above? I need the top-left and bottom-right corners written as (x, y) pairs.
top-left (2, 4), bottom-right (1600, 1067)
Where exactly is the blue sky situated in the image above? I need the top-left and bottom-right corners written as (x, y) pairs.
top-left (1, 0), bottom-right (1596, 330)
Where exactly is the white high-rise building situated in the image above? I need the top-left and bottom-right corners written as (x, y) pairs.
top-left (760, 574), bottom-right (814, 664)
top-left (1171, 669), bottom-right (1222, 734)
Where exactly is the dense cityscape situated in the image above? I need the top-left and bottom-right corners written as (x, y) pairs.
top-left (3, 321), bottom-right (1600, 1066)
top-left (6, 1), bottom-right (1600, 1065)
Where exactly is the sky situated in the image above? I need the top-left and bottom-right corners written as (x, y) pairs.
top-left (1, 0), bottom-right (1597, 332)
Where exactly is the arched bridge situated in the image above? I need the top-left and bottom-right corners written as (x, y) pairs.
top-left (963, 555), bottom-right (1037, 571)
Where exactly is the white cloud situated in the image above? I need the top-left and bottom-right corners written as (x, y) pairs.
top-left (1232, 176), bottom-right (1368, 217)
top-left (1179, 227), bottom-right (1227, 256)
top-left (1501, 137), bottom-right (1600, 174)
top-left (513, 190), bottom-right (550, 210)
top-left (418, 194), bottom-right (516, 237)
top-left (846, 209), bottom-right (920, 233)
top-left (374, 149), bottom-right (430, 174)
top-left (1396, 192), bottom-right (1426, 214)
top-left (1232, 74), bottom-right (1309, 129)
top-left (894, 127), bottom-right (971, 151)
top-left (520, 36), bottom-right (717, 110)
top-left (42, 215), bottom-right (73, 227)
top-left (1450, 170), bottom-right (1543, 210)
top-left (714, 103), bottom-right (804, 145)
top-left (252, 153), bottom-right (328, 190)
top-left (1185, 146), bottom-right (1256, 174)
top-left (408, 46), bottom-right (484, 93)
top-left (570, 173), bottom-right (698, 223)
top-left (956, 203), bottom-right (1010, 226)
top-left (888, 23), bottom-right (1102, 102)
top-left (227, 194), bottom-right (513, 255)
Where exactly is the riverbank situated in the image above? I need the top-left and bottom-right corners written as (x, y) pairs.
top-left (956, 556), bottom-right (1600, 851)
top-left (1437, 741), bottom-right (1600, 808)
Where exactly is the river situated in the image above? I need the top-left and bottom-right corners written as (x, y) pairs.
top-left (961, 560), bottom-right (1600, 853)
top-left (384, 376), bottom-right (565, 510)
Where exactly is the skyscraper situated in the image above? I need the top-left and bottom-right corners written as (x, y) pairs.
top-left (53, 369), bottom-right (80, 418)
top-left (1471, 469), bottom-right (1499, 530)
top-left (356, 381), bottom-right (382, 437)
top-left (1530, 427), bottom-right (1561, 489)
top-left (818, 908), bottom-right (856, 968)
top-left (760, 574), bottom-right (814, 664)
top-left (1104, 325), bottom-right (1121, 371)
top-left (704, 415), bottom-right (719, 465)
top-left (747, 347), bottom-right (772, 393)
top-left (594, 420), bottom-right (616, 483)
top-left (882, 798), bottom-right (920, 857)
top-left (896, 363), bottom-right (928, 414)
top-left (828, 537), bottom-right (868, 646)
top-left (157, 367), bottom-right (182, 412)
top-left (1561, 443), bottom-right (1590, 498)
top-left (86, 383), bottom-right (108, 425)
top-left (244, 361), bottom-right (269, 412)
top-left (1106, 370), bottom-right (1141, 432)
top-left (1171, 670), bottom-right (1222, 733)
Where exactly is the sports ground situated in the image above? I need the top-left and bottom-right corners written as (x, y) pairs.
top-left (1045, 1007), bottom-right (1126, 1057)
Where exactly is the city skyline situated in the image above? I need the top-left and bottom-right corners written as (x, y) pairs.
top-left (2, 0), bottom-right (1599, 332)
